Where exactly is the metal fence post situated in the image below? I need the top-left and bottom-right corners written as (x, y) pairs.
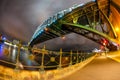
top-left (76, 50), bottom-right (79, 63)
top-left (15, 41), bottom-right (23, 71)
top-left (39, 45), bottom-right (45, 73)
top-left (58, 48), bottom-right (62, 69)
top-left (69, 50), bottom-right (72, 66)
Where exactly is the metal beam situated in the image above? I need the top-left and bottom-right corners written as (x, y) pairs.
top-left (96, 0), bottom-right (117, 38)
top-left (100, 9), bottom-right (117, 38)
top-left (62, 22), bottom-right (119, 44)
top-left (83, 8), bottom-right (92, 27)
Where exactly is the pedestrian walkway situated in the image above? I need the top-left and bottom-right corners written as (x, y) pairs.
top-left (107, 50), bottom-right (120, 63)
top-left (60, 54), bottom-right (120, 80)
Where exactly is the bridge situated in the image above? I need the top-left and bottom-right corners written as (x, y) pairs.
top-left (29, 0), bottom-right (120, 51)
top-left (0, 0), bottom-right (120, 80)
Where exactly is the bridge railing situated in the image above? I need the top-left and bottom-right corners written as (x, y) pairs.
top-left (0, 40), bottom-right (95, 69)
top-left (31, 47), bottom-right (95, 71)
top-left (0, 41), bottom-right (96, 80)
top-left (0, 52), bottom-right (96, 80)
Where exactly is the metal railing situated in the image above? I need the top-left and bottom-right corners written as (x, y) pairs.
top-left (0, 41), bottom-right (96, 71)
top-left (0, 41), bottom-right (96, 80)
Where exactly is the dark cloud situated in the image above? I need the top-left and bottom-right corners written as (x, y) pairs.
top-left (0, 0), bottom-right (99, 51)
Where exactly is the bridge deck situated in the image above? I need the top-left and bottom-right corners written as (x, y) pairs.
top-left (60, 54), bottom-right (120, 80)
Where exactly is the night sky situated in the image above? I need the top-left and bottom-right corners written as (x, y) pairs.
top-left (0, 0), bottom-right (99, 51)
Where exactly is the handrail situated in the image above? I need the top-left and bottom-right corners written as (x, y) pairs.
top-left (0, 55), bottom-right (96, 80)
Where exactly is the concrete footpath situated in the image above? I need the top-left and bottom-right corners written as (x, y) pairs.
top-left (60, 55), bottom-right (120, 80)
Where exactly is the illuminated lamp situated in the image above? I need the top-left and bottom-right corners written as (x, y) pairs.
top-left (115, 27), bottom-right (120, 32)
top-left (101, 38), bottom-right (108, 46)
top-left (61, 35), bottom-right (66, 40)
top-left (2, 36), bottom-right (6, 41)
top-left (45, 28), bottom-right (48, 31)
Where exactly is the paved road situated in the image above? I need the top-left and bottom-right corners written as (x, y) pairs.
top-left (60, 54), bottom-right (120, 80)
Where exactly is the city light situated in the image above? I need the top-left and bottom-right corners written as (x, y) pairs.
top-left (61, 35), bottom-right (66, 40)
top-left (45, 27), bottom-right (49, 32)
top-left (115, 27), bottom-right (120, 32)
top-left (2, 36), bottom-right (6, 41)
top-left (100, 38), bottom-right (108, 46)
top-left (0, 43), bottom-right (4, 55)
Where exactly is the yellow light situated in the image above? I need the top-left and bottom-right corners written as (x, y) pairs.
top-left (45, 28), bottom-right (49, 32)
top-left (115, 27), bottom-right (120, 32)
top-left (61, 36), bottom-right (66, 40)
